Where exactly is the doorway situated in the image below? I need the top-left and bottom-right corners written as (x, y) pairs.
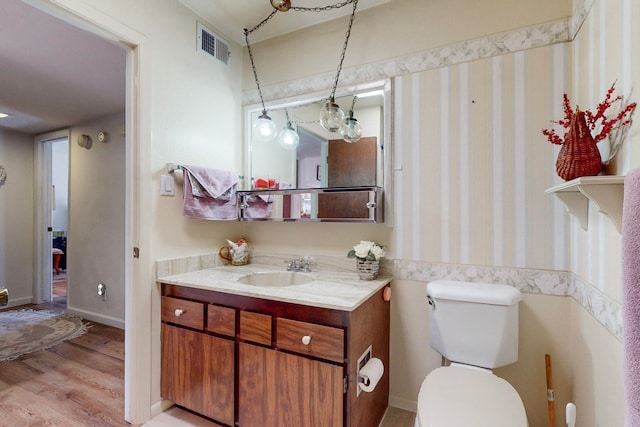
top-left (50, 137), bottom-right (69, 307)
top-left (35, 129), bottom-right (70, 305)
top-left (26, 1), bottom-right (144, 422)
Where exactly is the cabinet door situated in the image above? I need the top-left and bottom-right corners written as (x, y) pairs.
top-left (239, 343), bottom-right (343, 427)
top-left (161, 324), bottom-right (235, 425)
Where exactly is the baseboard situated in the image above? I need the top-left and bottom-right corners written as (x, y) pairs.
top-left (4, 296), bottom-right (33, 308)
top-left (66, 306), bottom-right (124, 329)
top-left (150, 399), bottom-right (174, 418)
top-left (389, 395), bottom-right (417, 413)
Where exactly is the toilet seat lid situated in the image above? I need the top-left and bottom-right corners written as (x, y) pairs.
top-left (417, 365), bottom-right (527, 427)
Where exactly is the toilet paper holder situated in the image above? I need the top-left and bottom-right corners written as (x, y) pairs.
top-left (358, 374), bottom-right (371, 386)
top-left (356, 345), bottom-right (372, 396)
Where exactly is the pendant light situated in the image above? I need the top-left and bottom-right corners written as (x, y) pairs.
top-left (253, 110), bottom-right (278, 143)
top-left (245, 15), bottom-right (278, 143)
top-left (246, 1), bottom-right (361, 137)
top-left (319, 0), bottom-right (359, 132)
top-left (319, 99), bottom-right (345, 133)
top-left (278, 122), bottom-right (299, 149)
top-left (340, 111), bottom-right (362, 143)
top-left (278, 110), bottom-right (299, 150)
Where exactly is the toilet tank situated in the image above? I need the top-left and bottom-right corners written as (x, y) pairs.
top-left (427, 280), bottom-right (522, 369)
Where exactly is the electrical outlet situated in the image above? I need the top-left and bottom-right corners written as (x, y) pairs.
top-left (97, 283), bottom-right (106, 300)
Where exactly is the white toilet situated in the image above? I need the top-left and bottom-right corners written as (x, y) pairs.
top-left (414, 280), bottom-right (528, 427)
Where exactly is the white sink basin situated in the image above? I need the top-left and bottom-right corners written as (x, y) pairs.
top-left (237, 272), bottom-right (314, 287)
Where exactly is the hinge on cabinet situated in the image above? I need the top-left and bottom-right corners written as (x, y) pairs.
top-left (344, 375), bottom-right (348, 394)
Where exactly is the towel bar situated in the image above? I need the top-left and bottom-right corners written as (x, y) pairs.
top-left (166, 163), bottom-right (183, 174)
top-left (166, 162), bottom-right (244, 180)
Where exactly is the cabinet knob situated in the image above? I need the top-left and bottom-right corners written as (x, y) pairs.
top-left (301, 335), bottom-right (311, 345)
top-left (174, 309), bottom-right (184, 317)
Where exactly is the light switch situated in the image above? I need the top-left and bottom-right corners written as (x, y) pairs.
top-left (160, 174), bottom-right (175, 196)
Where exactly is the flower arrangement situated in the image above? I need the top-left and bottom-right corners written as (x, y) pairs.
top-left (542, 81), bottom-right (636, 165)
top-left (347, 240), bottom-right (385, 261)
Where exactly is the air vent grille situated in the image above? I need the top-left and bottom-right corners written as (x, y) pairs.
top-left (197, 22), bottom-right (230, 66)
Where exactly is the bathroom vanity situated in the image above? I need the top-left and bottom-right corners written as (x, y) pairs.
top-left (158, 266), bottom-right (391, 427)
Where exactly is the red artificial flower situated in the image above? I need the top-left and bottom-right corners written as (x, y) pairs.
top-left (542, 81), bottom-right (636, 145)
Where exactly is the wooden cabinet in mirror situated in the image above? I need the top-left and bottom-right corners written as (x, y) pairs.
top-left (237, 186), bottom-right (383, 223)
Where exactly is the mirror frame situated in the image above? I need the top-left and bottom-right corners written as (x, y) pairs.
top-left (243, 79), bottom-right (393, 224)
top-left (237, 186), bottom-right (383, 223)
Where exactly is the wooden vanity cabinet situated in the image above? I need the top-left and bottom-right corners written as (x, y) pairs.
top-left (238, 343), bottom-right (344, 427)
top-left (161, 325), bottom-right (235, 425)
top-left (160, 296), bottom-right (235, 426)
top-left (160, 283), bottom-right (390, 427)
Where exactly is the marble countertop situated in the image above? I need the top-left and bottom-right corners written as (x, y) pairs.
top-left (157, 264), bottom-right (391, 311)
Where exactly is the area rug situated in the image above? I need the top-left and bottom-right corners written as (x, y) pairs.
top-left (0, 309), bottom-right (89, 362)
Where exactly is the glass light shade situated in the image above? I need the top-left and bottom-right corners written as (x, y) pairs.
top-left (340, 114), bottom-right (362, 143)
top-left (253, 112), bottom-right (277, 143)
top-left (278, 123), bottom-right (299, 150)
top-left (319, 100), bottom-right (345, 133)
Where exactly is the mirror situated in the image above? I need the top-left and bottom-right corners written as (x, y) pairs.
top-left (238, 187), bottom-right (383, 222)
top-left (244, 80), bottom-right (390, 192)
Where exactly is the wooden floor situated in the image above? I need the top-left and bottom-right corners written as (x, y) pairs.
top-left (0, 280), bottom-right (135, 427)
top-left (1, 279), bottom-right (416, 427)
top-left (144, 405), bottom-right (416, 427)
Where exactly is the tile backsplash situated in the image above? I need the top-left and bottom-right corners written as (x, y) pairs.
top-left (156, 252), bottom-right (621, 341)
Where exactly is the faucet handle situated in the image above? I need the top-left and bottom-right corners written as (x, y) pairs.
top-left (301, 256), bottom-right (315, 272)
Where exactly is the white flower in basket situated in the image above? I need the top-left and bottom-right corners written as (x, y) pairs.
top-left (347, 241), bottom-right (385, 280)
top-left (347, 241), bottom-right (385, 261)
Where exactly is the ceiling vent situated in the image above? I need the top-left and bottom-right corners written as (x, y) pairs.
top-left (197, 22), bottom-right (230, 66)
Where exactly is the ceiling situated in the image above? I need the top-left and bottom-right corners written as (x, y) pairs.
top-left (179, 0), bottom-right (393, 45)
top-left (0, 0), bottom-right (126, 134)
top-left (0, 0), bottom-right (390, 135)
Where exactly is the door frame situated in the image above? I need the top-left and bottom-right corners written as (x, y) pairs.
top-left (25, 0), bottom-right (151, 423)
top-left (34, 130), bottom-right (70, 304)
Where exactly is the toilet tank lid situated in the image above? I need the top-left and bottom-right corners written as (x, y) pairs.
top-left (427, 280), bottom-right (522, 306)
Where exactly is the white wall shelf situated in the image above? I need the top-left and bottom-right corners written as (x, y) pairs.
top-left (545, 176), bottom-right (625, 233)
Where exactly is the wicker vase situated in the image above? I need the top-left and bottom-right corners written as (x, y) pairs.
top-left (555, 110), bottom-right (602, 181)
top-left (356, 259), bottom-right (379, 280)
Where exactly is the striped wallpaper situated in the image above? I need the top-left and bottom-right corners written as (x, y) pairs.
top-left (571, 0), bottom-right (637, 301)
top-left (241, 0), bottom-right (637, 305)
top-left (392, 43), bottom-right (571, 272)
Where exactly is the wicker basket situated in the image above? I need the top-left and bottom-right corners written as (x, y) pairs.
top-left (556, 110), bottom-right (602, 181)
top-left (356, 260), bottom-right (379, 280)
top-left (219, 246), bottom-right (249, 266)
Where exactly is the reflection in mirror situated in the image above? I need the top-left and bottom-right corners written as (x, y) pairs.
top-left (245, 83), bottom-right (387, 191)
top-left (238, 187), bottom-right (383, 222)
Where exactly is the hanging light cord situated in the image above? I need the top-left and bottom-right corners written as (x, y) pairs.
top-left (349, 95), bottom-right (357, 112)
top-left (329, 0), bottom-right (358, 101)
top-left (245, 0), bottom-right (359, 112)
top-left (244, 9), bottom-right (278, 114)
top-left (290, 0), bottom-right (356, 12)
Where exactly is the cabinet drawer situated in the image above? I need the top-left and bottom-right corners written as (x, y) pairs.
top-left (276, 318), bottom-right (344, 363)
top-left (207, 304), bottom-right (236, 337)
top-left (239, 311), bottom-right (272, 346)
top-left (161, 296), bottom-right (204, 329)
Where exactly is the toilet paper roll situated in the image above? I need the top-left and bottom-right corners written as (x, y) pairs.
top-left (359, 357), bottom-right (384, 393)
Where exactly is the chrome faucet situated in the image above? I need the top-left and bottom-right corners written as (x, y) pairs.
top-left (285, 257), bottom-right (314, 272)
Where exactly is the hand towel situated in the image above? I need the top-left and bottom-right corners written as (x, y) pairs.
top-left (623, 169), bottom-right (640, 427)
top-left (182, 165), bottom-right (239, 220)
top-left (242, 194), bottom-right (273, 219)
